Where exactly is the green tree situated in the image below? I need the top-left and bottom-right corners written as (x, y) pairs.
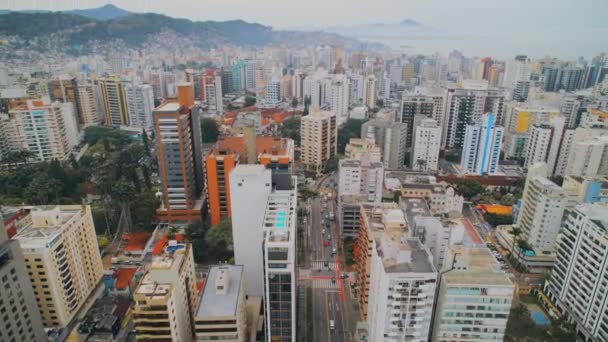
top-left (0, 150), bottom-right (36, 167)
top-left (375, 99), bottom-right (384, 108)
top-left (500, 193), bottom-right (516, 206)
top-left (200, 118), bottom-right (220, 143)
top-left (290, 98), bottom-right (299, 109)
top-left (24, 173), bottom-right (61, 204)
top-left (509, 227), bottom-right (522, 257)
top-left (206, 218), bottom-right (233, 261)
top-left (280, 116), bottom-right (301, 145)
top-left (338, 119), bottom-right (366, 154)
top-left (303, 96), bottom-right (311, 115)
top-left (484, 213), bottom-right (513, 226)
top-left (112, 179), bottom-right (137, 231)
top-left (324, 155), bottom-right (340, 173)
top-left (142, 128), bottom-right (151, 156)
top-left (130, 191), bottom-right (160, 230)
top-left (244, 95), bottom-right (256, 107)
top-left (452, 179), bottom-right (485, 200)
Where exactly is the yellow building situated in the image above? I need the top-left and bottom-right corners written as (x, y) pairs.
top-left (300, 108), bottom-right (337, 173)
top-left (14, 205), bottom-right (104, 328)
top-left (504, 103), bottom-right (560, 133)
top-left (133, 243), bottom-right (198, 341)
top-left (96, 75), bottom-right (129, 126)
top-left (402, 63), bottom-right (415, 84)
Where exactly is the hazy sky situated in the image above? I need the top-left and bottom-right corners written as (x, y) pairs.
top-left (4, 0), bottom-right (608, 58)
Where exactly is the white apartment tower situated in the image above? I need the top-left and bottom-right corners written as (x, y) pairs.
top-left (229, 165), bottom-right (273, 296)
top-left (338, 159), bottom-right (384, 202)
top-left (411, 118), bottom-right (441, 171)
top-left (126, 83), bottom-right (155, 129)
top-left (205, 75), bottom-right (224, 115)
top-left (361, 119), bottom-right (408, 169)
top-left (432, 246), bottom-right (514, 342)
top-left (6, 99), bottom-right (79, 161)
top-left (400, 88), bottom-right (446, 148)
top-left (564, 135), bottom-right (608, 178)
top-left (460, 113), bottom-right (503, 175)
top-left (265, 79), bottom-right (281, 107)
top-left (523, 116), bottom-right (566, 172)
top-left (330, 76), bottom-right (350, 118)
top-left (366, 236), bottom-right (437, 342)
top-left (444, 82), bottom-right (505, 150)
top-left (547, 204), bottom-right (608, 342)
top-left (517, 164), bottom-right (566, 254)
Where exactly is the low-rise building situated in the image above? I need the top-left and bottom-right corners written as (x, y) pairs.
top-left (195, 265), bottom-right (247, 342)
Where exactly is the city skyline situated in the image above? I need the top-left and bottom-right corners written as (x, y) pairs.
top-left (3, 0), bottom-right (608, 58)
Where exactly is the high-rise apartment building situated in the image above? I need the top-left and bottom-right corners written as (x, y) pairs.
top-left (363, 75), bottom-right (377, 109)
top-left (14, 206), bottom-right (104, 328)
top-left (564, 135), bottom-right (608, 178)
top-left (150, 71), bottom-right (165, 99)
top-left (0, 216), bottom-right (46, 342)
top-left (411, 118), bottom-right (441, 171)
top-left (399, 88), bottom-right (445, 148)
top-left (460, 113), bottom-right (503, 175)
top-left (206, 135), bottom-right (293, 225)
top-left (361, 119), bottom-right (408, 169)
top-left (74, 82), bottom-right (100, 127)
top-left (204, 73), bottom-right (224, 115)
top-left (523, 116), bottom-right (566, 172)
top-left (265, 79), bottom-right (281, 108)
top-left (338, 159), bottom-right (384, 202)
top-left (133, 244), bottom-right (198, 341)
top-left (355, 203), bottom-right (437, 341)
top-left (300, 108), bottom-right (337, 173)
top-left (5, 99), bottom-right (79, 161)
top-left (444, 81), bottom-right (505, 150)
top-left (194, 265), bottom-right (247, 342)
top-left (516, 164), bottom-right (566, 254)
top-left (546, 204), bottom-right (608, 342)
top-left (125, 83), bottom-right (154, 130)
top-left (263, 187), bottom-right (297, 342)
top-left (432, 246), bottom-right (514, 342)
top-left (330, 76), bottom-right (350, 118)
top-left (229, 165), bottom-right (273, 296)
top-left (154, 83), bottom-right (204, 222)
top-left (97, 76), bottom-right (129, 126)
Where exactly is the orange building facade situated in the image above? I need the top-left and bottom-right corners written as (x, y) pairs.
top-left (205, 135), bottom-right (294, 226)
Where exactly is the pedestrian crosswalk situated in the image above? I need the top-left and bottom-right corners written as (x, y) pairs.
top-left (311, 261), bottom-right (338, 271)
top-left (313, 279), bottom-right (339, 289)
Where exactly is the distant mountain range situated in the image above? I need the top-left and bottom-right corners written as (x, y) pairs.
top-left (325, 19), bottom-right (441, 40)
top-left (0, 4), bottom-right (381, 52)
top-left (64, 4), bottom-right (133, 21)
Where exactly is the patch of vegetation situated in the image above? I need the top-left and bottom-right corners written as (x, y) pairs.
top-left (338, 119), bottom-right (366, 154)
top-left (279, 116), bottom-right (301, 146)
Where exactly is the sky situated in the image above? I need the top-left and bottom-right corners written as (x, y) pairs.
top-left (4, 0), bottom-right (608, 58)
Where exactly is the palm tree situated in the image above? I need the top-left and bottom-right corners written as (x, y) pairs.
top-left (510, 227), bottom-right (522, 258)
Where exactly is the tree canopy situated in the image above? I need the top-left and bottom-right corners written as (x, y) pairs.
top-left (244, 95), bottom-right (256, 107)
top-left (280, 116), bottom-right (301, 146)
top-left (200, 118), bottom-right (220, 143)
top-left (338, 119), bottom-right (366, 154)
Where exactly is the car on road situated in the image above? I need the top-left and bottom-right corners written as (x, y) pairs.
top-left (327, 234), bottom-right (331, 240)
top-left (331, 278), bottom-right (336, 284)
top-left (331, 247), bottom-right (337, 255)
top-left (330, 320), bottom-right (335, 330)
top-left (322, 229), bottom-right (325, 234)
top-left (323, 240), bottom-right (329, 247)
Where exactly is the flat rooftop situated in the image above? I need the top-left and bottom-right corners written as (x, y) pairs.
top-left (401, 197), bottom-right (431, 227)
top-left (376, 237), bottom-right (435, 274)
top-left (13, 206), bottom-right (81, 248)
top-left (578, 204), bottom-right (608, 231)
top-left (264, 189), bottom-right (296, 242)
top-left (196, 265), bottom-right (243, 319)
top-left (155, 102), bottom-right (181, 113)
top-left (443, 246), bottom-right (513, 286)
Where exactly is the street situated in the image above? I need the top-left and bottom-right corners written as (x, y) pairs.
top-left (299, 172), bottom-right (354, 342)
